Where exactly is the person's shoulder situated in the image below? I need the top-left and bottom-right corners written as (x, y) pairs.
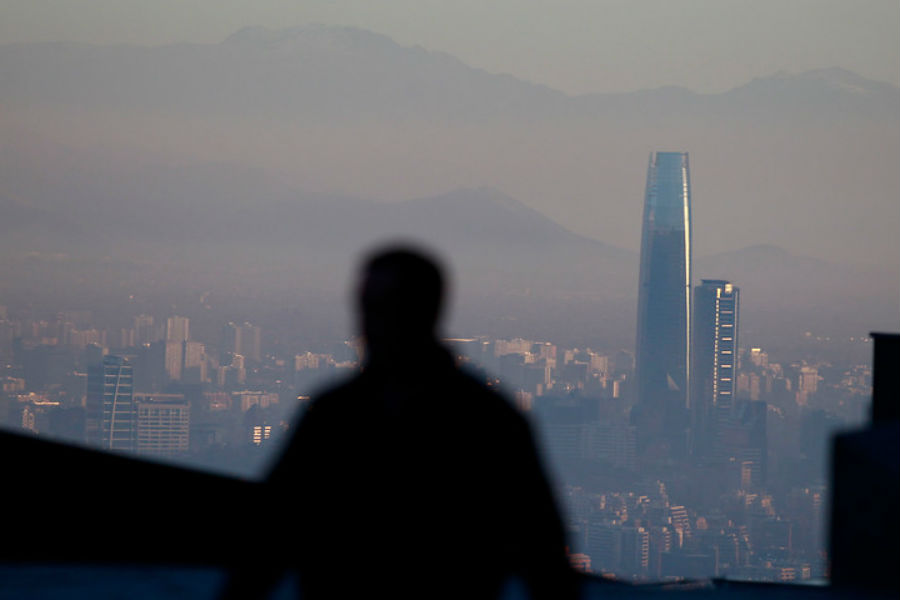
top-left (271, 375), bottom-right (364, 467)
top-left (306, 375), bottom-right (366, 415)
top-left (453, 368), bottom-right (526, 418)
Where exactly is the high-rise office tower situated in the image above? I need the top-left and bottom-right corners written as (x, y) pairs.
top-left (85, 355), bottom-right (135, 452)
top-left (222, 322), bottom-right (241, 360)
top-left (239, 322), bottom-right (262, 363)
top-left (222, 321), bottom-right (261, 363)
top-left (133, 314), bottom-right (156, 345)
top-left (166, 315), bottom-right (190, 343)
top-left (728, 399), bottom-right (767, 488)
top-left (691, 279), bottom-right (740, 458)
top-left (134, 393), bottom-right (190, 458)
top-left (634, 151), bottom-right (692, 456)
top-left (164, 341), bottom-right (183, 381)
top-left (182, 340), bottom-right (208, 383)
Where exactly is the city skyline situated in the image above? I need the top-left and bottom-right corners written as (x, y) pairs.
top-left (1, 292), bottom-right (873, 583)
top-left (0, 142), bottom-right (879, 582)
top-left (0, 4), bottom-right (895, 589)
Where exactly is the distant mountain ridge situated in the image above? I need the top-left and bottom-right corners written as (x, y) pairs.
top-left (0, 24), bottom-right (567, 121)
top-left (0, 154), bottom-right (890, 305)
top-left (0, 25), bottom-right (896, 342)
top-left (1, 25), bottom-right (896, 121)
top-left (0, 153), bottom-right (622, 270)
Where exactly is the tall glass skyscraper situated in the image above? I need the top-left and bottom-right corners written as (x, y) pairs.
top-left (86, 355), bottom-right (135, 452)
top-left (634, 151), bottom-right (692, 456)
top-left (691, 279), bottom-right (740, 458)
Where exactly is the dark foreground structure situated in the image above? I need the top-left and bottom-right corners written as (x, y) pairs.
top-left (828, 333), bottom-right (899, 593)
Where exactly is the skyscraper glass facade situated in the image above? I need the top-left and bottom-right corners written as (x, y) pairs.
top-left (691, 279), bottom-right (740, 458)
top-left (634, 151), bottom-right (692, 455)
top-left (86, 355), bottom-right (135, 452)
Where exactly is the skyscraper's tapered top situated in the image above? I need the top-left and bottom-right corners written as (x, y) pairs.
top-left (643, 151), bottom-right (692, 233)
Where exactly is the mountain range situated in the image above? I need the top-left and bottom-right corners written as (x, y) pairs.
top-left (0, 25), bottom-right (896, 346)
top-left (2, 25), bottom-right (896, 122)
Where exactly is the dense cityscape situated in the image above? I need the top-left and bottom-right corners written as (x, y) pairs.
top-left (0, 152), bottom-right (876, 586)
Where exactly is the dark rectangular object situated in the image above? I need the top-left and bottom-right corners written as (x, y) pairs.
top-left (0, 430), bottom-right (261, 565)
top-left (829, 427), bottom-right (899, 590)
top-left (870, 333), bottom-right (900, 424)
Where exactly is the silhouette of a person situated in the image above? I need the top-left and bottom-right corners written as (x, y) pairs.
top-left (225, 247), bottom-right (578, 599)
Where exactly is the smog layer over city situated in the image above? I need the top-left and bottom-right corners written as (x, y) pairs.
top-left (0, 1), bottom-right (897, 594)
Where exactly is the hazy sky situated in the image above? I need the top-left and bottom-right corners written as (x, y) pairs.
top-left (2, 0), bottom-right (897, 94)
top-left (1, 0), bottom-right (897, 274)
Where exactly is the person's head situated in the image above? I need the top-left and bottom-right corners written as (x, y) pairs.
top-left (357, 245), bottom-right (445, 353)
